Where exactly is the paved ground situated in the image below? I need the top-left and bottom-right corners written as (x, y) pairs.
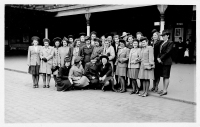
top-left (5, 55), bottom-right (196, 103)
top-left (5, 70), bottom-right (195, 123)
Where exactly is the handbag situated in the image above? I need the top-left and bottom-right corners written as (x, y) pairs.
top-left (143, 63), bottom-right (154, 70)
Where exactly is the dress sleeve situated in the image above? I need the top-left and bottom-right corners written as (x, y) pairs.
top-left (148, 46), bottom-right (154, 65)
top-left (27, 46), bottom-right (31, 65)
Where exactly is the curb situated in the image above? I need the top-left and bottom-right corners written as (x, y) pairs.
top-left (5, 68), bottom-right (196, 105)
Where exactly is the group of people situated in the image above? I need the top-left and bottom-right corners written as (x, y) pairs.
top-left (27, 29), bottom-right (174, 97)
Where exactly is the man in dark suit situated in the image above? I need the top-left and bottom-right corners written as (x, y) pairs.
top-left (157, 30), bottom-right (174, 96)
top-left (85, 58), bottom-right (100, 89)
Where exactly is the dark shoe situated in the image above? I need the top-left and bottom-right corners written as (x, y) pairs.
top-left (47, 85), bottom-right (50, 88)
top-left (33, 85), bottom-right (36, 88)
top-left (150, 87), bottom-right (155, 91)
top-left (153, 87), bottom-right (158, 92)
top-left (36, 85), bottom-right (39, 88)
top-left (135, 89), bottom-right (139, 94)
top-left (138, 92), bottom-right (145, 96)
top-left (130, 91), bottom-right (136, 95)
top-left (43, 85), bottom-right (46, 88)
top-left (160, 92), bottom-right (167, 96)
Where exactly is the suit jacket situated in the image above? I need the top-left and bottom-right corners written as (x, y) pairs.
top-left (115, 47), bottom-right (130, 67)
top-left (98, 62), bottom-right (112, 77)
top-left (40, 46), bottom-right (54, 65)
top-left (153, 40), bottom-right (163, 64)
top-left (80, 45), bottom-right (94, 64)
top-left (139, 46), bottom-right (154, 65)
top-left (158, 40), bottom-right (174, 65)
top-left (27, 46), bottom-right (42, 65)
top-left (85, 62), bottom-right (99, 80)
top-left (128, 48), bottom-right (141, 68)
top-left (90, 46), bottom-right (103, 60)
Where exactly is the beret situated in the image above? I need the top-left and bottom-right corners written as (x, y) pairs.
top-left (74, 56), bottom-right (82, 63)
top-left (140, 36), bottom-right (148, 42)
top-left (136, 32), bottom-right (143, 36)
top-left (119, 39), bottom-right (126, 44)
top-left (160, 30), bottom-right (170, 36)
top-left (43, 38), bottom-right (50, 43)
top-left (79, 32), bottom-right (86, 37)
top-left (53, 37), bottom-right (62, 43)
top-left (31, 36), bottom-right (40, 41)
top-left (100, 55), bottom-right (109, 61)
top-left (90, 31), bottom-right (97, 35)
top-left (85, 36), bottom-right (91, 41)
top-left (68, 35), bottom-right (74, 39)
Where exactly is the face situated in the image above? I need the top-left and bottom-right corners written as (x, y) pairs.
top-left (101, 36), bottom-right (105, 41)
top-left (123, 36), bottom-right (128, 41)
top-left (65, 62), bottom-right (70, 67)
top-left (114, 37), bottom-right (119, 44)
top-left (76, 40), bottom-right (81, 47)
top-left (107, 36), bottom-right (112, 42)
top-left (69, 38), bottom-right (73, 43)
top-left (133, 41), bottom-right (138, 48)
top-left (63, 41), bottom-right (67, 47)
top-left (95, 41), bottom-right (99, 46)
top-left (91, 34), bottom-right (96, 40)
top-left (162, 35), bottom-right (169, 41)
top-left (80, 36), bottom-right (85, 42)
top-left (79, 61), bottom-right (82, 65)
top-left (128, 37), bottom-right (133, 43)
top-left (141, 40), bottom-right (147, 47)
top-left (136, 34), bottom-right (142, 40)
top-left (55, 41), bottom-right (60, 47)
top-left (102, 58), bottom-right (108, 65)
top-left (120, 42), bottom-right (125, 48)
top-left (44, 41), bottom-right (49, 47)
top-left (104, 41), bottom-right (109, 47)
top-left (86, 40), bottom-right (90, 45)
top-left (153, 33), bottom-right (159, 40)
top-left (33, 40), bottom-right (38, 46)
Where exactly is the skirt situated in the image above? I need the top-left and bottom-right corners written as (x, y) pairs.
top-left (57, 79), bottom-right (73, 91)
top-left (127, 68), bottom-right (139, 79)
top-left (154, 63), bottom-right (161, 79)
top-left (160, 65), bottom-right (171, 78)
top-left (28, 64), bottom-right (40, 75)
top-left (40, 61), bottom-right (52, 74)
top-left (138, 67), bottom-right (154, 80)
top-left (73, 76), bottom-right (90, 88)
top-left (116, 66), bottom-right (127, 77)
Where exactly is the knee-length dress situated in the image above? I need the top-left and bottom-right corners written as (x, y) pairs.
top-left (115, 47), bottom-right (130, 77)
top-left (80, 44), bottom-right (94, 67)
top-left (127, 48), bottom-right (141, 79)
top-left (39, 46), bottom-right (54, 74)
top-left (59, 46), bottom-right (72, 67)
top-left (27, 45), bottom-right (41, 75)
top-left (52, 47), bottom-right (61, 75)
top-left (56, 66), bottom-right (72, 91)
top-left (138, 46), bottom-right (154, 80)
top-left (68, 65), bottom-right (90, 88)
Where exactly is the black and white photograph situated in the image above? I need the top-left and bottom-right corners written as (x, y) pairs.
top-left (2, 0), bottom-right (199, 126)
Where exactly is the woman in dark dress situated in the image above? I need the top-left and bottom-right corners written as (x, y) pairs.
top-left (157, 30), bottom-right (174, 96)
top-left (56, 56), bottom-right (73, 91)
top-left (99, 55), bottom-right (117, 92)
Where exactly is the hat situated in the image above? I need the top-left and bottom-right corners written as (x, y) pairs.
top-left (100, 55), bottom-right (109, 61)
top-left (85, 36), bottom-right (91, 41)
top-left (90, 31), bottom-right (97, 35)
top-left (94, 38), bottom-right (100, 42)
top-left (79, 32), bottom-right (86, 37)
top-left (43, 38), bottom-right (50, 43)
top-left (64, 55), bottom-right (71, 63)
top-left (53, 37), bottom-right (62, 43)
top-left (91, 59), bottom-right (97, 63)
top-left (74, 56), bottom-right (82, 64)
top-left (152, 29), bottom-right (158, 34)
top-left (31, 36), bottom-right (40, 41)
top-left (119, 39), bottom-right (126, 44)
top-left (140, 36), bottom-right (148, 42)
top-left (136, 32), bottom-right (143, 36)
top-left (121, 32), bottom-right (128, 37)
top-left (68, 35), bottom-right (74, 39)
top-left (62, 37), bottom-right (68, 42)
top-left (160, 30), bottom-right (170, 36)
